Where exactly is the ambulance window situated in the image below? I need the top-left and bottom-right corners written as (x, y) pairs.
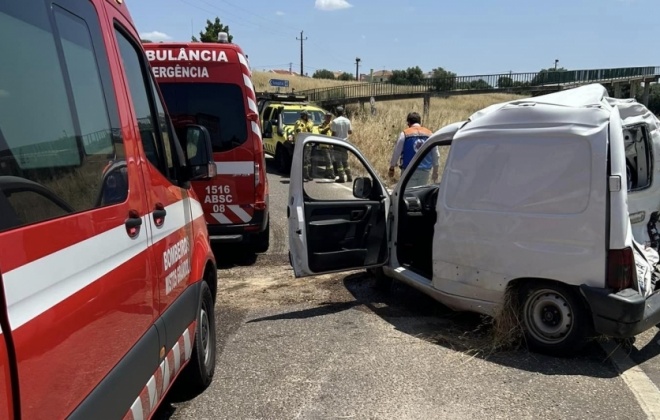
top-left (0, 0), bottom-right (126, 232)
top-left (158, 83), bottom-right (248, 153)
top-left (115, 27), bottom-right (172, 179)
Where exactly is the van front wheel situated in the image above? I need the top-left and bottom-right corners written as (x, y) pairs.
top-left (172, 281), bottom-right (216, 399)
top-left (520, 281), bottom-right (591, 357)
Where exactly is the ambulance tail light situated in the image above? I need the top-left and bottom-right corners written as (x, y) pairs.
top-left (254, 161), bottom-right (261, 187)
top-left (606, 247), bottom-right (636, 291)
top-left (217, 32), bottom-right (229, 43)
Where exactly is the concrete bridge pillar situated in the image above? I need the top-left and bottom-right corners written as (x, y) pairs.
top-left (614, 82), bottom-right (622, 98)
top-left (643, 82), bottom-right (651, 107)
top-left (630, 81), bottom-right (639, 99)
top-left (423, 95), bottom-right (431, 119)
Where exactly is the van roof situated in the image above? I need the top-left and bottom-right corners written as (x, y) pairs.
top-left (462, 83), bottom-right (659, 134)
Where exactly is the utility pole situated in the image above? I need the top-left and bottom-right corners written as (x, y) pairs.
top-left (355, 57), bottom-right (361, 81)
top-left (296, 31), bottom-right (307, 76)
top-left (289, 62), bottom-right (292, 74)
top-left (554, 59), bottom-right (559, 70)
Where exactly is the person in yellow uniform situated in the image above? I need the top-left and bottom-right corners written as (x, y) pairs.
top-left (294, 111), bottom-right (314, 134)
top-left (295, 111), bottom-right (315, 180)
top-left (316, 112), bottom-right (336, 179)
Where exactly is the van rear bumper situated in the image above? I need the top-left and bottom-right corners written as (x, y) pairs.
top-left (207, 207), bottom-right (268, 244)
top-left (580, 285), bottom-right (660, 338)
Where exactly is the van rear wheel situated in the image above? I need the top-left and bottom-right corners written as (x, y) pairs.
top-left (252, 217), bottom-right (270, 253)
top-left (520, 281), bottom-right (591, 357)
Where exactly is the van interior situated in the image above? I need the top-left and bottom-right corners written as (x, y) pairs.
top-left (624, 123), bottom-right (652, 192)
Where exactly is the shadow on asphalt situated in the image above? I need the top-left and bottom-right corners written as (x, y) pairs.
top-left (249, 270), bottom-right (623, 379)
top-left (211, 243), bottom-right (258, 269)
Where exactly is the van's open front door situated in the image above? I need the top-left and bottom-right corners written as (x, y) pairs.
top-left (288, 134), bottom-right (390, 277)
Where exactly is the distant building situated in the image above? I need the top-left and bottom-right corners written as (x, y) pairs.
top-left (269, 69), bottom-right (298, 76)
top-left (370, 70), bottom-right (393, 83)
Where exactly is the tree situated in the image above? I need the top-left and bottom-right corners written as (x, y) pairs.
top-left (530, 66), bottom-right (569, 86)
top-left (313, 69), bottom-right (336, 80)
top-left (498, 76), bottom-right (513, 88)
top-left (431, 67), bottom-right (457, 91)
top-left (338, 72), bottom-right (355, 81)
top-left (405, 66), bottom-right (425, 85)
top-left (389, 69), bottom-right (410, 85)
top-left (192, 17), bottom-right (233, 43)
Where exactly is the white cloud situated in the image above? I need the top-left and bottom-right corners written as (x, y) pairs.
top-left (139, 31), bottom-right (172, 42)
top-left (314, 0), bottom-right (353, 11)
top-left (275, 10), bottom-right (285, 15)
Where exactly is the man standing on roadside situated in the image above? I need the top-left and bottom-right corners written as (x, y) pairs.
top-left (388, 112), bottom-right (438, 187)
top-left (330, 106), bottom-right (353, 183)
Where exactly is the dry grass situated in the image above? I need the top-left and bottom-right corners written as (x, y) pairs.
top-left (344, 93), bottom-right (527, 182)
top-left (251, 71), bottom-right (527, 181)
top-left (251, 71), bottom-right (362, 93)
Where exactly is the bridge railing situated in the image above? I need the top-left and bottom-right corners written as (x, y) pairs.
top-left (298, 66), bottom-right (660, 103)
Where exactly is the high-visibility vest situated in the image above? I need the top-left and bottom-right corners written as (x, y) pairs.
top-left (401, 125), bottom-right (433, 169)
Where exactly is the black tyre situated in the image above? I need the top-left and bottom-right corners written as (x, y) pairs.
top-left (252, 217), bottom-right (270, 253)
top-left (519, 281), bottom-right (591, 357)
top-left (173, 281), bottom-right (216, 397)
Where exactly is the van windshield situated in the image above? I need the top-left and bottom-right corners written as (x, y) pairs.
top-left (158, 83), bottom-right (248, 153)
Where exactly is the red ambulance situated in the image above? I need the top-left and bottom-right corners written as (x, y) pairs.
top-left (143, 38), bottom-right (270, 253)
top-left (0, 0), bottom-right (219, 418)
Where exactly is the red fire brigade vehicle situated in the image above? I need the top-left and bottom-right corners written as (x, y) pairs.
top-left (143, 38), bottom-right (270, 253)
top-left (0, 0), bottom-right (218, 418)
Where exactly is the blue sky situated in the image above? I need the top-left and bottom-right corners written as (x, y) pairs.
top-left (129, 0), bottom-right (659, 76)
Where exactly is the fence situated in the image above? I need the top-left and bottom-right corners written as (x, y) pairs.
top-left (297, 66), bottom-right (660, 103)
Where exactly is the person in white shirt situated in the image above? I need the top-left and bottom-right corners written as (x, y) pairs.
top-left (330, 106), bottom-right (353, 183)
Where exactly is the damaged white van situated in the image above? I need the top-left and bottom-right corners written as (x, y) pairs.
top-left (287, 84), bottom-right (660, 356)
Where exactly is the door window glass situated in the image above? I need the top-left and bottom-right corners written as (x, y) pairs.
top-left (303, 142), bottom-right (376, 201)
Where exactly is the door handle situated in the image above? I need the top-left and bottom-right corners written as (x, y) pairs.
top-left (125, 210), bottom-right (142, 238)
top-left (350, 210), bottom-right (365, 221)
top-left (153, 203), bottom-right (167, 227)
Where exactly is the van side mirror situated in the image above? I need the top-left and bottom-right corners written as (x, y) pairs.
top-left (277, 115), bottom-right (284, 136)
top-left (263, 121), bottom-right (273, 138)
top-left (184, 124), bottom-right (216, 180)
top-left (353, 177), bottom-right (372, 199)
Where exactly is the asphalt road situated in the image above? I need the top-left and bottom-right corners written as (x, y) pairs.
top-left (154, 155), bottom-right (660, 420)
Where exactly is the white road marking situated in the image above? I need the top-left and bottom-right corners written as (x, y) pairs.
top-left (601, 341), bottom-right (660, 419)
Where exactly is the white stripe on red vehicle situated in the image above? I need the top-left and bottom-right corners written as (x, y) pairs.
top-left (214, 161), bottom-right (254, 175)
top-left (2, 198), bottom-right (204, 330)
top-left (242, 74), bottom-right (254, 92)
top-left (247, 97), bottom-right (259, 115)
top-left (236, 52), bottom-right (262, 142)
top-left (228, 205), bottom-right (252, 223)
top-left (210, 204), bottom-right (254, 225)
top-left (251, 121), bottom-right (262, 139)
top-left (123, 323), bottom-right (196, 420)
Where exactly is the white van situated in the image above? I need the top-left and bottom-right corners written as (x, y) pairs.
top-left (287, 84), bottom-right (660, 356)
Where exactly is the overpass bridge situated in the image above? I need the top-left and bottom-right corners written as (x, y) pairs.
top-left (296, 66), bottom-right (660, 113)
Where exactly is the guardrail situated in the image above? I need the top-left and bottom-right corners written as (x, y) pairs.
top-left (297, 66), bottom-right (660, 103)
